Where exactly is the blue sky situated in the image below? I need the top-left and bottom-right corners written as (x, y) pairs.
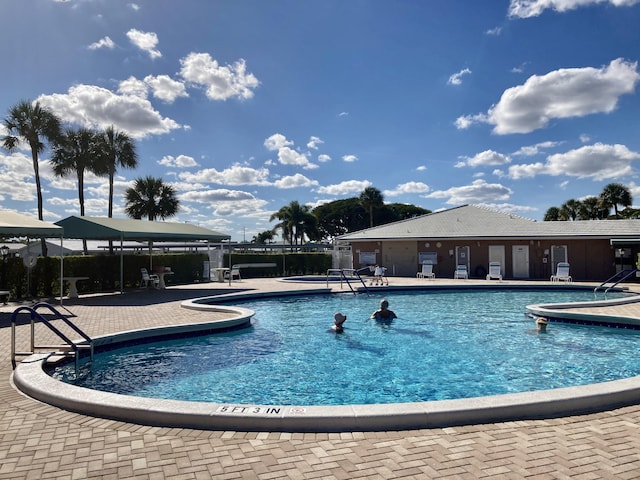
top-left (2, 0), bottom-right (640, 241)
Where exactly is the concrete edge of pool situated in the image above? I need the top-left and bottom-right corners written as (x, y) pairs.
top-left (11, 290), bottom-right (640, 433)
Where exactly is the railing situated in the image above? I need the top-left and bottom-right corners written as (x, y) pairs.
top-left (11, 302), bottom-right (94, 377)
top-left (326, 268), bottom-right (370, 294)
top-left (594, 269), bottom-right (639, 299)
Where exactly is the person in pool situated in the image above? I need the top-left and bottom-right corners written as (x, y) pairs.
top-left (371, 299), bottom-right (397, 321)
top-left (332, 312), bottom-right (347, 333)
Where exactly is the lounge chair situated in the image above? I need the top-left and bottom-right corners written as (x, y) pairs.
top-left (417, 262), bottom-right (435, 279)
top-left (224, 266), bottom-right (242, 281)
top-left (140, 268), bottom-right (160, 288)
top-left (486, 262), bottom-right (502, 281)
top-left (551, 262), bottom-right (572, 283)
top-left (454, 264), bottom-right (468, 279)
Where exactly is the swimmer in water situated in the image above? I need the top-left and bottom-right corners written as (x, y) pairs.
top-left (332, 312), bottom-right (347, 333)
top-left (371, 299), bottom-right (397, 321)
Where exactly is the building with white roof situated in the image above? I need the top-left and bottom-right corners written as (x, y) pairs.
top-left (336, 205), bottom-right (640, 281)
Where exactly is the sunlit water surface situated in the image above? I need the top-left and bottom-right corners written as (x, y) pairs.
top-left (51, 289), bottom-right (640, 405)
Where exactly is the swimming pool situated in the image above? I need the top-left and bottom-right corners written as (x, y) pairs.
top-left (50, 288), bottom-right (640, 407)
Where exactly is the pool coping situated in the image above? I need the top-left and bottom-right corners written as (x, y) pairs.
top-left (12, 287), bottom-right (640, 432)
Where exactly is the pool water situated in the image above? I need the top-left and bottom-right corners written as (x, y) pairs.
top-left (51, 289), bottom-right (640, 406)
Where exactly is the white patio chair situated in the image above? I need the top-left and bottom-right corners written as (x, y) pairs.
top-left (224, 266), bottom-right (242, 281)
top-left (140, 268), bottom-right (160, 288)
top-left (454, 264), bottom-right (468, 279)
top-left (486, 262), bottom-right (503, 281)
top-left (417, 262), bottom-right (435, 279)
top-left (551, 262), bottom-right (572, 283)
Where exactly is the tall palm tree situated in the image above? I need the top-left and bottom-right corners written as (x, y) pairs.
top-left (95, 126), bottom-right (138, 218)
top-left (2, 100), bottom-right (62, 256)
top-left (270, 201), bottom-right (317, 246)
top-left (51, 127), bottom-right (107, 254)
top-left (124, 176), bottom-right (180, 221)
top-left (359, 187), bottom-right (384, 228)
top-left (95, 126), bottom-right (138, 253)
top-left (599, 183), bottom-right (632, 219)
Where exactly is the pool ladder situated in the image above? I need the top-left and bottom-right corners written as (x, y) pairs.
top-left (326, 268), bottom-right (370, 294)
top-left (11, 302), bottom-right (94, 377)
top-left (593, 269), bottom-right (639, 299)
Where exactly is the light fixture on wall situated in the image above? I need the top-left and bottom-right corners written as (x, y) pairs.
top-left (436, 242), bottom-right (442, 248)
top-left (425, 242), bottom-right (430, 248)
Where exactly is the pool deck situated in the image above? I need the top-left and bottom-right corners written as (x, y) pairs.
top-left (3, 277), bottom-right (640, 479)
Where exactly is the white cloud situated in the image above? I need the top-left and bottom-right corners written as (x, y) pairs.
top-left (508, 0), bottom-right (640, 18)
top-left (158, 155), bottom-right (198, 168)
top-left (342, 154), bottom-right (358, 163)
top-left (263, 134), bottom-right (317, 169)
top-left (180, 52), bottom-right (259, 101)
top-left (264, 133), bottom-right (292, 151)
top-left (447, 68), bottom-right (472, 86)
top-left (273, 174), bottom-right (319, 189)
top-left (456, 58), bottom-right (640, 134)
top-left (88, 36), bottom-right (114, 50)
top-left (317, 154), bottom-right (331, 163)
top-left (178, 164), bottom-right (270, 186)
top-left (126, 29), bottom-right (161, 59)
top-left (426, 179), bottom-right (513, 204)
top-left (307, 136), bottom-right (323, 149)
top-left (384, 182), bottom-right (430, 197)
top-left (458, 150), bottom-right (511, 168)
top-left (118, 76), bottom-right (148, 98)
top-left (37, 84), bottom-right (181, 138)
top-left (512, 141), bottom-right (563, 156)
top-left (316, 180), bottom-right (372, 196)
top-left (507, 143), bottom-right (640, 180)
top-left (143, 75), bottom-right (188, 103)
top-left (486, 26), bottom-right (502, 35)
top-left (128, 3), bottom-right (140, 10)
top-left (277, 146), bottom-right (317, 169)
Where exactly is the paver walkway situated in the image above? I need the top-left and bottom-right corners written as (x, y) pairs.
top-left (2, 279), bottom-right (640, 479)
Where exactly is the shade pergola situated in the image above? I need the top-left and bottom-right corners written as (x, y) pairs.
top-left (0, 210), bottom-right (65, 300)
top-left (55, 216), bottom-right (231, 293)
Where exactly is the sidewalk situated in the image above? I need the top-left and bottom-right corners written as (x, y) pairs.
top-left (2, 278), bottom-right (640, 479)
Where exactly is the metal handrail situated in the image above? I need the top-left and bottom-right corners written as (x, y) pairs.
top-left (594, 269), bottom-right (638, 298)
top-left (326, 268), bottom-right (370, 294)
top-left (11, 303), bottom-right (93, 377)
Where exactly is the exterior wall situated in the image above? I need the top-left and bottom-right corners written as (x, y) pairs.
top-left (350, 238), bottom-right (626, 281)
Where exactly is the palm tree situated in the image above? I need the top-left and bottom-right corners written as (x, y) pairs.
top-left (543, 206), bottom-right (561, 221)
top-left (2, 100), bottom-right (62, 256)
top-left (560, 199), bottom-right (581, 221)
top-left (270, 201), bottom-right (317, 246)
top-left (51, 127), bottom-right (108, 254)
top-left (124, 176), bottom-right (180, 221)
top-left (95, 126), bottom-right (138, 218)
top-left (599, 183), bottom-right (632, 219)
top-left (578, 196), bottom-right (607, 220)
top-left (95, 126), bottom-right (138, 253)
top-left (359, 187), bottom-right (384, 228)
top-left (252, 230), bottom-right (274, 243)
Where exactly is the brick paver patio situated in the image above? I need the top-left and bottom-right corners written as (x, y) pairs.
top-left (2, 278), bottom-right (640, 479)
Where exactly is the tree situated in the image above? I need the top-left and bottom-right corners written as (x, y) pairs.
top-left (560, 199), bottom-right (581, 221)
top-left (270, 200), bottom-right (318, 246)
top-left (543, 207), bottom-right (561, 221)
top-left (599, 183), bottom-right (632, 219)
top-left (51, 127), bottom-right (108, 254)
top-left (2, 100), bottom-right (62, 256)
top-left (124, 176), bottom-right (180, 221)
top-left (96, 126), bottom-right (138, 219)
top-left (578, 196), bottom-right (608, 220)
top-left (252, 230), bottom-right (274, 243)
top-left (359, 187), bottom-right (384, 228)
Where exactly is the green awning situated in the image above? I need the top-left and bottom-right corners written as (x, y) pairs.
top-left (55, 216), bottom-right (230, 242)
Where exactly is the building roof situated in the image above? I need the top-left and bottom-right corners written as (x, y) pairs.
top-left (336, 205), bottom-right (640, 241)
top-left (55, 216), bottom-right (230, 242)
top-left (0, 210), bottom-right (63, 238)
